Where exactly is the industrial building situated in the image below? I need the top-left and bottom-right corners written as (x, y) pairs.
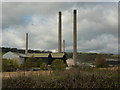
top-left (2, 51), bottom-right (26, 64)
top-left (3, 51), bottom-right (66, 65)
top-left (106, 58), bottom-right (120, 66)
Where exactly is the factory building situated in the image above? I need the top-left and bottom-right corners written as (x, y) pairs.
top-left (3, 51), bottom-right (66, 65)
top-left (2, 51), bottom-right (26, 64)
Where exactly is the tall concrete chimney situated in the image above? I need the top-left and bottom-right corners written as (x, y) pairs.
top-left (63, 40), bottom-right (65, 52)
top-left (58, 11), bottom-right (62, 53)
top-left (73, 9), bottom-right (77, 65)
top-left (25, 33), bottom-right (28, 54)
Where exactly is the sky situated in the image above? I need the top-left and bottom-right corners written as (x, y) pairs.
top-left (1, 2), bottom-right (119, 54)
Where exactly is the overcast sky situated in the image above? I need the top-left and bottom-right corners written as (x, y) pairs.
top-left (1, 2), bottom-right (118, 54)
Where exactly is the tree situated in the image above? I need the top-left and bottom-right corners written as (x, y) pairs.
top-left (94, 53), bottom-right (107, 68)
top-left (51, 59), bottom-right (66, 70)
top-left (21, 57), bottom-right (35, 68)
top-left (36, 59), bottom-right (44, 67)
top-left (20, 58), bottom-right (44, 68)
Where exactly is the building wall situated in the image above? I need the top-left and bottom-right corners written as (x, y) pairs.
top-left (19, 57), bottom-right (25, 64)
top-left (66, 59), bottom-right (75, 67)
top-left (2, 52), bottom-right (24, 64)
top-left (106, 61), bottom-right (120, 66)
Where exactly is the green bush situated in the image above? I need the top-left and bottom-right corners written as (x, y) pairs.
top-left (2, 59), bottom-right (9, 72)
top-left (2, 59), bottom-right (19, 72)
top-left (21, 58), bottom-right (35, 68)
top-left (20, 58), bottom-right (45, 69)
top-left (51, 59), bottom-right (66, 70)
top-left (36, 59), bottom-right (44, 67)
top-left (40, 63), bottom-right (47, 70)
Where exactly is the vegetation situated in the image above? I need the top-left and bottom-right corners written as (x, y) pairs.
top-left (66, 52), bottom-right (119, 63)
top-left (2, 67), bottom-right (120, 88)
top-left (94, 53), bottom-right (107, 68)
top-left (40, 63), bottom-right (47, 70)
top-left (2, 59), bottom-right (19, 72)
top-left (1, 47), bottom-right (52, 54)
top-left (21, 58), bottom-right (45, 69)
top-left (51, 59), bottom-right (66, 70)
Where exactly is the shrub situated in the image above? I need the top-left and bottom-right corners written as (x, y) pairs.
top-left (12, 59), bottom-right (20, 68)
top-left (2, 59), bottom-right (19, 72)
top-left (40, 63), bottom-right (47, 70)
top-left (94, 53), bottom-right (107, 68)
top-left (21, 57), bottom-right (37, 68)
top-left (21, 59), bottom-right (34, 68)
top-left (51, 59), bottom-right (66, 70)
top-left (2, 59), bottom-right (9, 72)
top-left (2, 68), bottom-right (119, 88)
top-left (36, 59), bottom-right (44, 67)
top-left (20, 58), bottom-right (45, 70)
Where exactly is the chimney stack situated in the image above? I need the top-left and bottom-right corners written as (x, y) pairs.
top-left (25, 33), bottom-right (28, 54)
top-left (73, 9), bottom-right (77, 65)
top-left (58, 11), bottom-right (62, 53)
top-left (63, 40), bottom-right (65, 52)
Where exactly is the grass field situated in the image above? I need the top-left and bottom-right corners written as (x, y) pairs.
top-left (2, 66), bottom-right (120, 88)
top-left (2, 70), bottom-right (53, 78)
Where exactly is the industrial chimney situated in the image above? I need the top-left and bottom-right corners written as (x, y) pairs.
top-left (63, 40), bottom-right (65, 52)
top-left (58, 11), bottom-right (62, 53)
top-left (25, 33), bottom-right (28, 54)
top-left (73, 9), bottom-right (77, 65)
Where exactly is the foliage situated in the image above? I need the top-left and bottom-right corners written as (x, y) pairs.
top-left (94, 53), bottom-right (107, 68)
top-left (2, 59), bottom-right (19, 72)
top-left (21, 58), bottom-right (44, 69)
top-left (2, 67), bottom-right (120, 88)
top-left (40, 63), bottom-right (47, 70)
top-left (66, 52), bottom-right (97, 63)
top-left (51, 59), bottom-right (66, 70)
top-left (2, 59), bottom-right (8, 72)
top-left (1, 47), bottom-right (52, 54)
top-left (36, 59), bottom-right (44, 67)
top-left (21, 57), bottom-right (35, 68)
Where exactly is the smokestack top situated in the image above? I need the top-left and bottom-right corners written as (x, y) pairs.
top-left (73, 9), bottom-right (77, 13)
top-left (59, 11), bottom-right (61, 14)
top-left (74, 9), bottom-right (77, 11)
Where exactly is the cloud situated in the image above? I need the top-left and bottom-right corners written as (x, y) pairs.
top-left (2, 2), bottom-right (118, 54)
top-left (79, 34), bottom-right (118, 53)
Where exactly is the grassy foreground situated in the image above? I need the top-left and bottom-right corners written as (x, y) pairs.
top-left (2, 67), bottom-right (120, 88)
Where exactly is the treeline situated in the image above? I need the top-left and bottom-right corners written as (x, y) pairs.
top-left (1, 47), bottom-right (52, 54)
top-left (66, 52), bottom-right (118, 62)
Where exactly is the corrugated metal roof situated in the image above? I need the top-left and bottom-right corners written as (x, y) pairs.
top-left (3, 51), bottom-right (65, 58)
top-left (25, 53), bottom-right (50, 57)
top-left (14, 52), bottom-right (26, 57)
top-left (51, 53), bottom-right (65, 58)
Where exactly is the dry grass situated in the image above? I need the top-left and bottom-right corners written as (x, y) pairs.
top-left (2, 70), bottom-right (53, 79)
top-left (99, 66), bottom-right (120, 71)
top-left (2, 67), bottom-right (120, 88)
